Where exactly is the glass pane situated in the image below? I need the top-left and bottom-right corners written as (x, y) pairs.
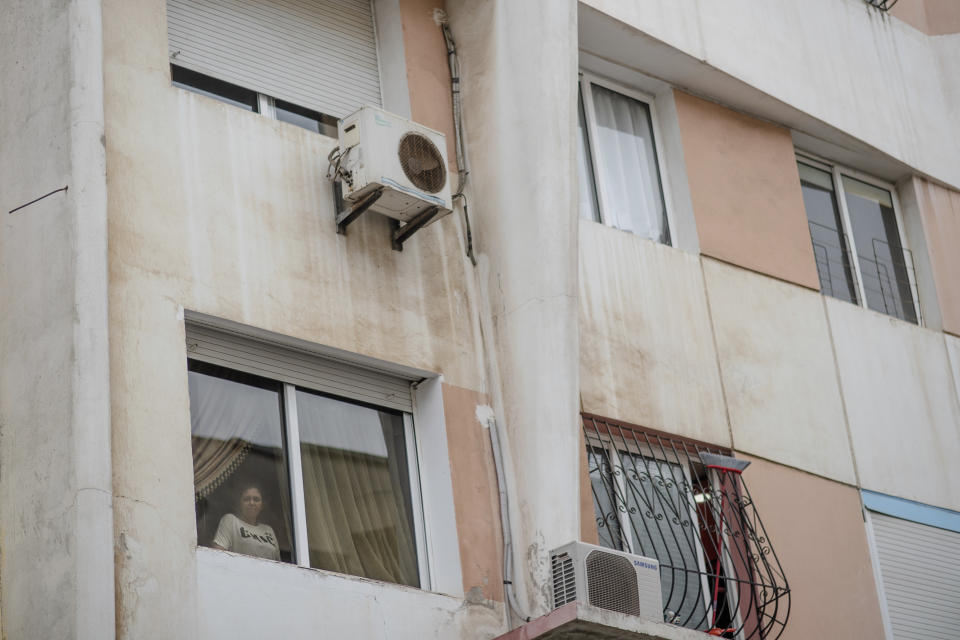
top-left (296, 390), bottom-right (420, 587)
top-left (620, 455), bottom-right (709, 630)
top-left (798, 163), bottom-right (858, 304)
top-left (275, 100), bottom-right (338, 137)
top-left (188, 361), bottom-right (294, 562)
top-left (588, 446), bottom-right (623, 550)
top-left (577, 89), bottom-right (601, 223)
top-left (171, 66), bottom-right (258, 112)
top-left (842, 176), bottom-right (917, 323)
top-left (590, 84), bottom-right (670, 244)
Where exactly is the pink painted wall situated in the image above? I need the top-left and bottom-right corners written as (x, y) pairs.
top-left (400, 0), bottom-right (458, 171)
top-left (915, 177), bottom-right (960, 337)
top-left (442, 383), bottom-right (504, 601)
top-left (740, 455), bottom-right (887, 640)
top-left (673, 91), bottom-right (820, 291)
top-left (892, 0), bottom-right (960, 35)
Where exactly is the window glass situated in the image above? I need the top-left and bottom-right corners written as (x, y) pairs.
top-left (189, 361), bottom-right (294, 562)
top-left (590, 84), bottom-right (670, 244)
top-left (577, 90), bottom-right (601, 223)
top-left (295, 389), bottom-right (420, 587)
top-left (841, 176), bottom-right (917, 323)
top-left (172, 65), bottom-right (258, 112)
top-left (275, 100), bottom-right (338, 138)
top-left (798, 163), bottom-right (858, 304)
top-left (587, 446), bottom-right (622, 549)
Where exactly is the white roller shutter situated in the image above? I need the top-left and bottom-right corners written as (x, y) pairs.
top-left (167, 0), bottom-right (381, 118)
top-left (185, 323), bottom-right (416, 413)
top-left (870, 511), bottom-right (960, 640)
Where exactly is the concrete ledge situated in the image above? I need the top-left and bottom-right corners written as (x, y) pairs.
top-left (493, 603), bottom-right (709, 640)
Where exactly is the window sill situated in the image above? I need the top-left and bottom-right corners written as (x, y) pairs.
top-left (492, 603), bottom-right (711, 640)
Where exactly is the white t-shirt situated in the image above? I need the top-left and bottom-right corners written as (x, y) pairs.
top-left (213, 513), bottom-right (281, 561)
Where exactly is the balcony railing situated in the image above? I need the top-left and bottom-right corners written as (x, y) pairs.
top-left (583, 414), bottom-right (791, 639)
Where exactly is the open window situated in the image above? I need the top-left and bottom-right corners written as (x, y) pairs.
top-left (797, 154), bottom-right (921, 324)
top-left (187, 322), bottom-right (429, 588)
top-left (583, 414), bottom-right (791, 639)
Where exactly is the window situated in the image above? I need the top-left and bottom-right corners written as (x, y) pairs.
top-left (187, 323), bottom-right (428, 588)
top-left (583, 414), bottom-right (790, 639)
top-left (797, 155), bottom-right (920, 323)
top-left (863, 491), bottom-right (960, 640)
top-left (577, 74), bottom-right (672, 245)
top-left (167, 0), bottom-right (381, 135)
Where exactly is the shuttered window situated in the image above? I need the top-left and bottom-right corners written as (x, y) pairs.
top-left (167, 0), bottom-right (382, 119)
top-left (185, 323), bottom-right (417, 413)
top-left (870, 511), bottom-right (960, 640)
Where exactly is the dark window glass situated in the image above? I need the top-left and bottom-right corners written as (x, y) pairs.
top-left (275, 100), bottom-right (338, 137)
top-left (798, 163), bottom-right (858, 304)
top-left (577, 89), bottom-right (601, 223)
top-left (295, 389), bottom-right (420, 587)
top-left (172, 65), bottom-right (258, 112)
top-left (188, 360), bottom-right (294, 563)
top-left (842, 176), bottom-right (917, 323)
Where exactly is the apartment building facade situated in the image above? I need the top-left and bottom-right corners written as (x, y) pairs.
top-left (1, 0), bottom-right (958, 638)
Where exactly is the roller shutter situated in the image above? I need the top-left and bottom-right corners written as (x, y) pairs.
top-left (185, 323), bottom-right (416, 413)
top-left (870, 511), bottom-right (960, 640)
top-left (167, 0), bottom-right (381, 118)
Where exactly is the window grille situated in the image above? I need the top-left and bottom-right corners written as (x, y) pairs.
top-left (864, 0), bottom-right (899, 11)
top-left (583, 414), bottom-right (791, 639)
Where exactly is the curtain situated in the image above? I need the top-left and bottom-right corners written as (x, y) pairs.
top-left (591, 84), bottom-right (668, 243)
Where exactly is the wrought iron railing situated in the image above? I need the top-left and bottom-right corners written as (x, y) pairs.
top-left (864, 0), bottom-right (899, 11)
top-left (583, 414), bottom-right (791, 639)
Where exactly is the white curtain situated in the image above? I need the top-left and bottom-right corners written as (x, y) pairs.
top-left (591, 85), bottom-right (668, 243)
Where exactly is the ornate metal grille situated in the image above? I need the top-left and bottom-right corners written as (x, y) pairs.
top-left (583, 414), bottom-right (791, 639)
top-left (864, 0), bottom-right (899, 10)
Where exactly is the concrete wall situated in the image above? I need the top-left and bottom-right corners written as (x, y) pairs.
top-left (673, 92), bottom-right (820, 290)
top-left (740, 456), bottom-right (887, 640)
top-left (101, 0), bottom-right (490, 635)
top-left (0, 0), bottom-right (115, 638)
top-left (912, 178), bottom-right (960, 336)
top-left (581, 0), bottom-right (960, 191)
top-left (892, 0), bottom-right (960, 35)
top-left (827, 297), bottom-right (960, 511)
top-left (579, 221), bottom-right (730, 447)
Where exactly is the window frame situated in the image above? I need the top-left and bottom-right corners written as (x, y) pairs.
top-left (797, 151), bottom-right (922, 324)
top-left (578, 71), bottom-right (676, 245)
top-left (187, 353), bottom-right (432, 589)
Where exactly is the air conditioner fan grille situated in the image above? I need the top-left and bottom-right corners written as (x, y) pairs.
top-left (551, 552), bottom-right (577, 609)
top-left (398, 132), bottom-right (446, 194)
top-left (586, 550), bottom-right (640, 616)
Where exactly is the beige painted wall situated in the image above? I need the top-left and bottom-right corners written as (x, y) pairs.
top-left (103, 0), bottom-right (486, 635)
top-left (702, 259), bottom-right (857, 484)
top-left (673, 91), bottom-right (820, 291)
top-left (400, 0), bottom-right (458, 171)
top-left (579, 220), bottom-right (730, 447)
top-left (442, 384), bottom-right (504, 602)
top-left (914, 177), bottom-right (960, 337)
top-left (740, 455), bottom-right (887, 640)
top-left (892, 0), bottom-right (960, 35)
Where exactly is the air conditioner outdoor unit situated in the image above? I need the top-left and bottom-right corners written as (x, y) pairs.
top-left (550, 541), bottom-right (663, 621)
top-left (336, 106), bottom-right (452, 225)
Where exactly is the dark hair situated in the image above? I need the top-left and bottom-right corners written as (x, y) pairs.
top-left (238, 484), bottom-right (265, 502)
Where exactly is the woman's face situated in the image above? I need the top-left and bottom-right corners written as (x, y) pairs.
top-left (240, 487), bottom-right (263, 524)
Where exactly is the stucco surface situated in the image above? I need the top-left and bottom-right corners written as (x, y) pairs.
top-left (673, 92), bottom-right (819, 290)
top-left (739, 456), bottom-right (887, 640)
top-left (442, 384), bottom-right (504, 602)
top-left (915, 178), bottom-right (960, 337)
top-left (579, 221), bottom-right (730, 447)
top-left (826, 297), bottom-right (960, 510)
top-left (892, 0), bottom-right (960, 35)
top-left (702, 259), bottom-right (857, 484)
top-left (948, 335), bottom-right (960, 414)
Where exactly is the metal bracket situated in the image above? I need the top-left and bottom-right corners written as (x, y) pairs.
top-left (335, 184), bottom-right (383, 235)
top-left (390, 206), bottom-right (441, 252)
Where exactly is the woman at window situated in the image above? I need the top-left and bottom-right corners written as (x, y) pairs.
top-left (212, 485), bottom-right (280, 561)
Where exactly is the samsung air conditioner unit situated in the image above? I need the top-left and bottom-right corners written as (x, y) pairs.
top-left (335, 106), bottom-right (452, 225)
top-left (550, 541), bottom-right (663, 621)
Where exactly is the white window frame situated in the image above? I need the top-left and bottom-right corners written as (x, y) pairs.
top-left (579, 71), bottom-right (676, 245)
top-left (797, 151), bottom-right (922, 324)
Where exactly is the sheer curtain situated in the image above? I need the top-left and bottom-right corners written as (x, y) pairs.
top-left (296, 389), bottom-right (419, 587)
top-left (590, 84), bottom-right (669, 243)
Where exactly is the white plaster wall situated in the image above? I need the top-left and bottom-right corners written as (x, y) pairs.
top-left (948, 334), bottom-right (960, 416)
top-left (826, 298), bottom-right (960, 510)
top-left (0, 0), bottom-right (115, 637)
top-left (579, 222), bottom-right (730, 447)
top-left (581, 0), bottom-right (960, 190)
top-left (196, 549), bottom-right (504, 639)
top-left (702, 259), bottom-right (857, 484)
top-left (446, 0), bottom-right (581, 618)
